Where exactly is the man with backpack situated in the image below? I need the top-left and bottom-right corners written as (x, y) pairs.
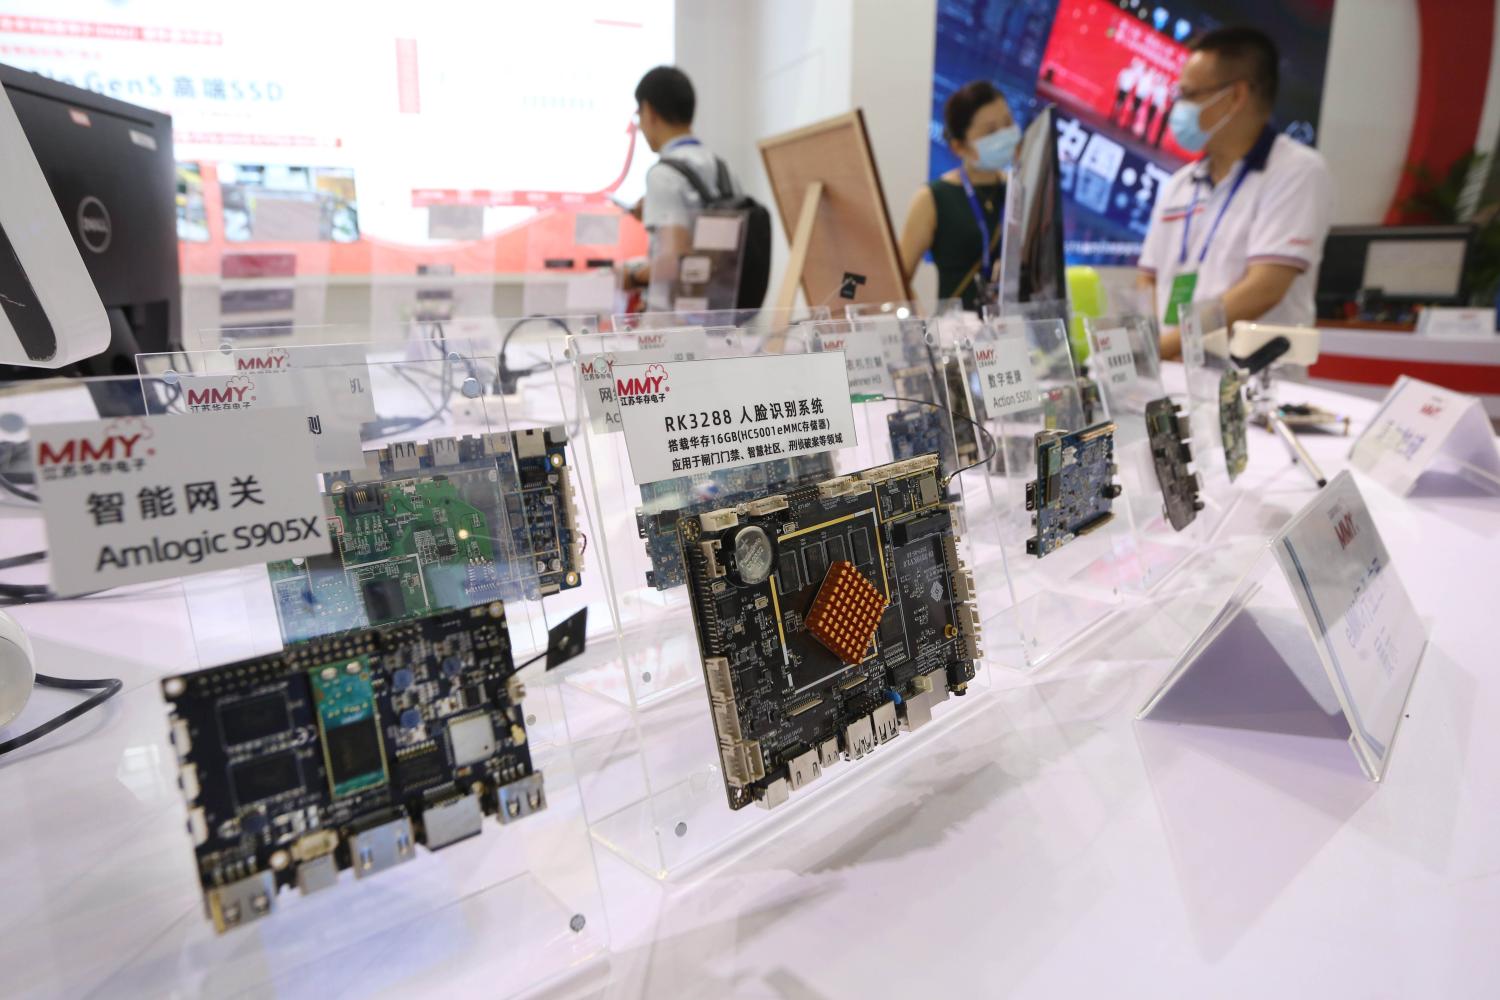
top-left (623, 66), bottom-right (770, 312)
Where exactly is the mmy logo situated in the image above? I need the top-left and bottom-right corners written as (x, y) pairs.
top-left (186, 376), bottom-right (256, 409)
top-left (616, 362), bottom-right (670, 398)
top-left (236, 348), bottom-right (290, 371)
top-left (975, 347), bottom-right (996, 363)
top-left (1418, 398), bottom-right (1444, 418)
top-left (1331, 504), bottom-right (1360, 549)
top-left (35, 417), bottom-right (156, 467)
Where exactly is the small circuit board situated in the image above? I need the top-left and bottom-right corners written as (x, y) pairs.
top-left (1025, 422), bottom-right (1122, 557)
top-left (636, 452), bottom-right (836, 590)
top-left (1219, 370), bottom-right (1249, 481)
top-left (162, 604), bottom-right (543, 934)
top-left (886, 358), bottom-right (982, 474)
top-left (678, 453), bottom-right (982, 811)
top-left (1146, 398), bottom-right (1204, 531)
top-left (269, 428), bottom-right (581, 642)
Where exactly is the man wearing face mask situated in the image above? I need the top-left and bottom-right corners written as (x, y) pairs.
top-left (900, 80), bottom-right (1021, 311)
top-left (1138, 27), bottom-right (1332, 360)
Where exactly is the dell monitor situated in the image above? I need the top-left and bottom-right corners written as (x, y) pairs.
top-left (0, 62), bottom-right (180, 377)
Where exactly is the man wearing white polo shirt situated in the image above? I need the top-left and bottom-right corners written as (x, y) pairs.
top-left (1138, 26), bottom-right (1332, 360)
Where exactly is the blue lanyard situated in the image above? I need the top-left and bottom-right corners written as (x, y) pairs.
top-left (1178, 161), bottom-right (1252, 267)
top-left (959, 166), bottom-right (997, 275)
top-left (663, 136), bottom-right (701, 151)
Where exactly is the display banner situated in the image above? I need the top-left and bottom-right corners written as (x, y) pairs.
top-left (1140, 471), bottom-right (1426, 781)
top-left (1349, 376), bottom-right (1500, 495)
top-left (576, 328), bottom-right (708, 435)
top-left (31, 408), bottom-right (327, 595)
top-left (612, 353), bottom-right (857, 485)
top-left (1089, 326), bottom-right (1139, 392)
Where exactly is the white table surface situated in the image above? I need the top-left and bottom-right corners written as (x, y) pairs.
top-left (2, 371), bottom-right (1497, 999)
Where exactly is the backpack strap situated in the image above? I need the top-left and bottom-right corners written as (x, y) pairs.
top-left (656, 157), bottom-right (722, 203)
top-left (713, 157), bottom-right (733, 200)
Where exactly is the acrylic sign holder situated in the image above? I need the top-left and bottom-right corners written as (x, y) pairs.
top-left (552, 319), bottom-right (993, 878)
top-left (1140, 470), bottom-right (1428, 783)
top-left (1177, 299), bottom-right (1249, 541)
top-left (939, 315), bottom-right (1148, 671)
top-left (0, 364), bottom-right (609, 997)
top-left (1084, 314), bottom-right (1222, 590)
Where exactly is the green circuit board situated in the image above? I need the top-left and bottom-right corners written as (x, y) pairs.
top-left (268, 475), bottom-right (506, 643)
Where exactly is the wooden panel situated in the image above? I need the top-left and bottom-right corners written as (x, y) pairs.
top-left (758, 110), bottom-right (911, 310)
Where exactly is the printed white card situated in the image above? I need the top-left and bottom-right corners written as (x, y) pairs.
top-left (1272, 471), bottom-right (1426, 775)
top-left (577, 329), bottom-right (708, 434)
top-left (612, 352), bottom-right (857, 485)
top-left (815, 327), bottom-right (894, 398)
top-left (1350, 376), bottom-right (1500, 495)
top-left (974, 328), bottom-right (1039, 417)
top-left (31, 408), bottom-right (328, 595)
top-left (1090, 326), bottom-right (1139, 392)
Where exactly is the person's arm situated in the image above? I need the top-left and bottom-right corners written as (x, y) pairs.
top-left (898, 185), bottom-right (938, 282)
top-left (1221, 262), bottom-right (1301, 328)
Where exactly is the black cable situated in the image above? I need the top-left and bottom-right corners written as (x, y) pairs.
top-left (0, 673), bottom-right (123, 757)
top-left (0, 476), bottom-right (37, 503)
top-left (497, 315), bottom-right (575, 394)
top-left (0, 551), bottom-right (45, 571)
top-left (876, 393), bottom-right (997, 483)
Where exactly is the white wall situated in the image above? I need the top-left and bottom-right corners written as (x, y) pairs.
top-left (1317, 0), bottom-right (1421, 224)
top-left (676, 0), bottom-right (937, 309)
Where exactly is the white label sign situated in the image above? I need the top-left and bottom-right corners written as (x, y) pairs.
top-left (612, 353), bottom-right (857, 485)
top-left (1272, 471), bottom-right (1425, 775)
top-left (1350, 376), bottom-right (1496, 494)
top-left (190, 345), bottom-right (376, 469)
top-left (1418, 307), bottom-right (1494, 340)
top-left (578, 329), bottom-right (709, 434)
top-left (815, 328), bottom-right (893, 398)
top-left (31, 409), bottom-right (328, 595)
top-left (177, 366), bottom-right (369, 470)
top-left (973, 330), bottom-right (1038, 417)
top-left (1091, 326), bottom-right (1138, 391)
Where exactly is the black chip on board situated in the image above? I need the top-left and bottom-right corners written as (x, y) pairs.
top-left (218, 692), bottom-right (291, 746)
top-left (395, 747), bottom-right (448, 793)
top-left (230, 751), bottom-right (302, 806)
top-left (325, 718), bottom-right (384, 792)
top-left (362, 578), bottom-right (406, 622)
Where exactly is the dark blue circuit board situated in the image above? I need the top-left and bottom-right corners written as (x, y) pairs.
top-left (636, 452), bottom-right (837, 590)
top-left (1025, 422), bottom-right (1122, 557)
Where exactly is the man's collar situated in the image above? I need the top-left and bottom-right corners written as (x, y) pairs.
top-left (1192, 124), bottom-right (1277, 183)
top-left (661, 134), bottom-right (699, 152)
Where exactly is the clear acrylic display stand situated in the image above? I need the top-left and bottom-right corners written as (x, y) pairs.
top-left (1, 370), bottom-right (609, 1000)
top-left (112, 349), bottom-right (608, 995)
top-left (1139, 470), bottom-right (1428, 782)
top-left (1083, 315), bottom-right (1209, 587)
top-left (611, 305), bottom-right (831, 339)
top-left (1349, 375), bottom-right (1500, 496)
top-left (941, 315), bottom-right (1146, 671)
top-left (552, 321), bottom-right (992, 877)
top-left (1178, 300), bottom-right (1248, 539)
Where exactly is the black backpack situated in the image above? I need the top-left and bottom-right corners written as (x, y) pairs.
top-left (656, 156), bottom-right (771, 311)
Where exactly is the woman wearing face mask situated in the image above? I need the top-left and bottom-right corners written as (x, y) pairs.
top-left (899, 80), bottom-right (1020, 312)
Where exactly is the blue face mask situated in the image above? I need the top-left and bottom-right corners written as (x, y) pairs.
top-left (1168, 86), bottom-right (1232, 153)
top-left (971, 124), bottom-right (1021, 171)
